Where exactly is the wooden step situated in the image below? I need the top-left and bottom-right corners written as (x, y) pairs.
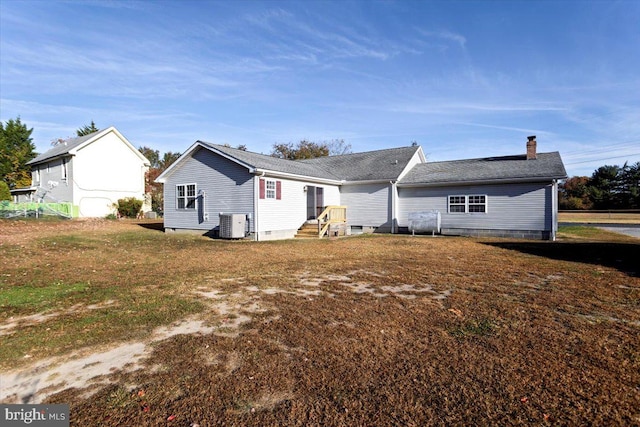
top-left (295, 223), bottom-right (320, 238)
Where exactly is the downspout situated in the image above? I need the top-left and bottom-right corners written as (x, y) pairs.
top-left (551, 180), bottom-right (558, 241)
top-left (254, 171), bottom-right (266, 241)
top-left (390, 180), bottom-right (397, 234)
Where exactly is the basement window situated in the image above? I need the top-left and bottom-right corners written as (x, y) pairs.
top-left (448, 195), bottom-right (487, 213)
top-left (176, 183), bottom-right (197, 209)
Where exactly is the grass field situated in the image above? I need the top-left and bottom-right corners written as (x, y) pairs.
top-left (558, 211), bottom-right (640, 224)
top-left (1, 219), bottom-right (639, 426)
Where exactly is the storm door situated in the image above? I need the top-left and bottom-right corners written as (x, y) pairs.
top-left (306, 186), bottom-right (324, 219)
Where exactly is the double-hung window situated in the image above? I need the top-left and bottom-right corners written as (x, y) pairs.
top-left (448, 195), bottom-right (487, 213)
top-left (259, 179), bottom-right (281, 200)
top-left (265, 180), bottom-right (276, 199)
top-left (177, 184), bottom-right (197, 209)
top-left (467, 195), bottom-right (487, 213)
top-left (448, 195), bottom-right (466, 213)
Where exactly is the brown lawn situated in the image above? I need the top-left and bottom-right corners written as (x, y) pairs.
top-left (559, 211), bottom-right (640, 224)
top-left (1, 219), bottom-right (639, 426)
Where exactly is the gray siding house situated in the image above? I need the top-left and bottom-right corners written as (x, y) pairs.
top-left (13, 127), bottom-right (150, 217)
top-left (156, 136), bottom-right (566, 240)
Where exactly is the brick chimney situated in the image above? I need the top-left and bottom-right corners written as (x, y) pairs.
top-left (526, 135), bottom-right (537, 160)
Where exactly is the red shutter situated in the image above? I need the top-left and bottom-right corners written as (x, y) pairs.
top-left (276, 180), bottom-right (282, 200)
top-left (259, 179), bottom-right (265, 199)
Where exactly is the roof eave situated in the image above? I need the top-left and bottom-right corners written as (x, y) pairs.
top-left (27, 153), bottom-right (75, 166)
top-left (253, 168), bottom-right (342, 185)
top-left (10, 187), bottom-right (37, 193)
top-left (398, 175), bottom-right (568, 187)
top-left (342, 178), bottom-right (398, 185)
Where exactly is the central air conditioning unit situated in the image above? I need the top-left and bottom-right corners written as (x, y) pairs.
top-left (219, 213), bottom-right (246, 239)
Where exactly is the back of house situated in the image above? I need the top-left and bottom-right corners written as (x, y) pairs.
top-left (156, 136), bottom-right (566, 240)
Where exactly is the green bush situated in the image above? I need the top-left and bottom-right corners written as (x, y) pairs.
top-left (0, 181), bottom-right (11, 201)
top-left (115, 197), bottom-right (143, 218)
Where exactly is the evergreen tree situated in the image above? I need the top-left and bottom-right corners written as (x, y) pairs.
top-left (76, 120), bottom-right (99, 136)
top-left (0, 117), bottom-right (36, 189)
top-left (0, 180), bottom-right (11, 201)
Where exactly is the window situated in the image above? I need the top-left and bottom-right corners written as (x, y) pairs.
top-left (176, 184), bottom-right (197, 209)
top-left (259, 179), bottom-right (281, 200)
top-left (34, 167), bottom-right (40, 185)
top-left (448, 195), bottom-right (466, 213)
top-left (62, 158), bottom-right (68, 181)
top-left (468, 195), bottom-right (487, 213)
top-left (448, 195), bottom-right (487, 213)
top-left (266, 180), bottom-right (276, 199)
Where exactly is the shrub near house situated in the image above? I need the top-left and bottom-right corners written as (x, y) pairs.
top-left (115, 197), bottom-right (143, 218)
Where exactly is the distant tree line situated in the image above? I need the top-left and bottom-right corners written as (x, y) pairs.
top-left (137, 147), bottom-right (181, 214)
top-left (559, 162), bottom-right (640, 210)
top-left (270, 139), bottom-right (351, 160)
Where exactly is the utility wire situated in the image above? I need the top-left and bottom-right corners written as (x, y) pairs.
top-left (565, 153), bottom-right (640, 165)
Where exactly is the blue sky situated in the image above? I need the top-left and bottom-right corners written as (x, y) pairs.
top-left (1, 0), bottom-right (638, 177)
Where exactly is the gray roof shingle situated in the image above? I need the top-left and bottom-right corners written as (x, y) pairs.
top-left (27, 131), bottom-right (99, 165)
top-left (299, 146), bottom-right (421, 181)
top-left (200, 142), bottom-right (340, 180)
top-left (202, 143), bottom-right (421, 182)
top-left (399, 152), bottom-right (567, 185)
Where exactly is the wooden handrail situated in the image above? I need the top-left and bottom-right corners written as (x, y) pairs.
top-left (316, 205), bottom-right (347, 238)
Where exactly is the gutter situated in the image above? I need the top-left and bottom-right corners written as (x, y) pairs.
top-left (252, 169), bottom-right (343, 185)
top-left (397, 175), bottom-right (568, 188)
top-left (342, 178), bottom-right (402, 185)
top-left (27, 153), bottom-right (75, 167)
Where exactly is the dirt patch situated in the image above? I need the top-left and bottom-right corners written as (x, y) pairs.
top-left (0, 300), bottom-right (116, 336)
top-left (1, 271), bottom-right (455, 405)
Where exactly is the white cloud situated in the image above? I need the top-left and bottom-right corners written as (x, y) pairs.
top-left (415, 28), bottom-right (467, 49)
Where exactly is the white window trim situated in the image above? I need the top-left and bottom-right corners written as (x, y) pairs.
top-left (176, 183), bottom-right (197, 210)
top-left (265, 179), bottom-right (276, 199)
top-left (448, 194), bottom-right (488, 214)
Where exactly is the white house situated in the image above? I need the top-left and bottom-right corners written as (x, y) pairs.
top-left (156, 136), bottom-right (567, 240)
top-left (15, 126), bottom-right (150, 218)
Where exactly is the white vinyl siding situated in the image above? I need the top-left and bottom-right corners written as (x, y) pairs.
top-left (257, 178), bottom-right (340, 236)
